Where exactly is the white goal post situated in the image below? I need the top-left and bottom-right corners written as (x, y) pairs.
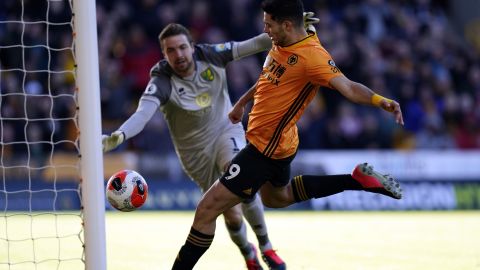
top-left (74, 0), bottom-right (107, 269)
top-left (0, 0), bottom-right (106, 269)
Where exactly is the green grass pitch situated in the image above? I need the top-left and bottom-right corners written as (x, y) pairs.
top-left (106, 211), bottom-right (480, 270)
top-left (1, 211), bottom-right (479, 269)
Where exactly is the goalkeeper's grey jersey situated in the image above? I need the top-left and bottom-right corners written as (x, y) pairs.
top-left (140, 43), bottom-right (245, 183)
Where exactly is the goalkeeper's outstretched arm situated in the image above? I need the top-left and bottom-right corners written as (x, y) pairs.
top-left (102, 98), bottom-right (158, 152)
top-left (232, 33), bottom-right (272, 60)
top-left (232, 11), bottom-right (319, 60)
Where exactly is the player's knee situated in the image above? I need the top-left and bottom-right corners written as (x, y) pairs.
top-left (260, 195), bottom-right (288, 208)
top-left (242, 196), bottom-right (256, 204)
top-left (195, 197), bottom-right (220, 223)
top-left (223, 207), bottom-right (243, 228)
top-left (259, 186), bottom-right (294, 208)
top-left (195, 185), bottom-right (236, 223)
top-left (261, 197), bottom-right (275, 208)
top-left (224, 218), bottom-right (242, 231)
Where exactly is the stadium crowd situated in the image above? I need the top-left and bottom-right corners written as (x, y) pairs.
top-left (98, 0), bottom-right (480, 151)
top-left (1, 0), bottom-right (479, 164)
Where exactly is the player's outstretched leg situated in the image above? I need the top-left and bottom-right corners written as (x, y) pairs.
top-left (351, 162), bottom-right (403, 199)
top-left (223, 205), bottom-right (263, 270)
top-left (245, 243), bottom-right (264, 270)
top-left (261, 249), bottom-right (286, 270)
top-left (242, 195), bottom-right (286, 270)
top-left (172, 180), bottom-right (243, 269)
top-left (289, 164), bottom-right (403, 205)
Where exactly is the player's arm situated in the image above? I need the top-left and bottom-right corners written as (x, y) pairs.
top-left (233, 33), bottom-right (272, 60)
top-left (102, 98), bottom-right (159, 152)
top-left (233, 12), bottom-right (319, 60)
top-left (229, 83), bottom-right (257, 124)
top-left (329, 75), bottom-right (404, 125)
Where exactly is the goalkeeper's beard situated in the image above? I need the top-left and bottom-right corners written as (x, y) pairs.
top-left (174, 58), bottom-right (194, 76)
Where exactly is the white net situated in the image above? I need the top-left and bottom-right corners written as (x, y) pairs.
top-left (0, 0), bottom-right (84, 269)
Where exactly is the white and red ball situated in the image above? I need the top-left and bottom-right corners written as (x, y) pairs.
top-left (106, 170), bottom-right (148, 212)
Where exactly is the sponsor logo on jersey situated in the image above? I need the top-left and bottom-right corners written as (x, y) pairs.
top-left (242, 188), bottom-right (252, 196)
top-left (200, 67), bottom-right (214, 81)
top-left (144, 83), bottom-right (157, 95)
top-left (178, 87), bottom-right (186, 96)
top-left (261, 58), bottom-right (285, 86)
top-left (287, 54), bottom-right (298, 65)
top-left (214, 43), bottom-right (231, 52)
top-left (328, 59), bottom-right (340, 73)
top-left (195, 92), bottom-right (211, 107)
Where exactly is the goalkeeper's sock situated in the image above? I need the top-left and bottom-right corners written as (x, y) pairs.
top-left (226, 221), bottom-right (254, 259)
top-left (171, 227), bottom-right (214, 270)
top-left (241, 195), bottom-right (273, 251)
top-left (291, 174), bottom-right (362, 202)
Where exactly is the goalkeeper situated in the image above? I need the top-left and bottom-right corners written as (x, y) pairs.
top-left (103, 14), bottom-right (319, 270)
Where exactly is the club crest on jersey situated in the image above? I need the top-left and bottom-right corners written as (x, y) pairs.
top-left (144, 83), bottom-right (157, 95)
top-left (287, 54), bottom-right (298, 65)
top-left (200, 68), bottom-right (214, 81)
top-left (195, 92), bottom-right (211, 107)
top-left (214, 43), bottom-right (231, 52)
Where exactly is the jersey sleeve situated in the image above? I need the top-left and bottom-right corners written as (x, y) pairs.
top-left (232, 33), bottom-right (271, 60)
top-left (118, 98), bottom-right (158, 140)
top-left (305, 48), bottom-right (343, 88)
top-left (142, 63), bottom-right (173, 105)
top-left (195, 42), bottom-right (235, 67)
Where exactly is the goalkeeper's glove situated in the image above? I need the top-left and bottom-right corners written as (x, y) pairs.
top-left (303, 11), bottom-right (320, 33)
top-left (102, 130), bottom-right (125, 152)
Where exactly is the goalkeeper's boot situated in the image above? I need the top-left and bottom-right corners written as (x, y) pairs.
top-left (246, 243), bottom-right (263, 270)
top-left (262, 249), bottom-right (286, 270)
top-left (352, 162), bottom-right (402, 199)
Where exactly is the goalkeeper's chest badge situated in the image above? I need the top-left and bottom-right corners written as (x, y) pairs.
top-left (200, 68), bottom-right (214, 81)
top-left (196, 92), bottom-right (212, 108)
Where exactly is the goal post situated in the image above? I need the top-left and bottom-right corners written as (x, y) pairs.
top-left (73, 0), bottom-right (107, 269)
top-left (0, 0), bottom-right (106, 269)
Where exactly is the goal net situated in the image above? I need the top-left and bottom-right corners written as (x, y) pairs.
top-left (0, 1), bottom-right (105, 269)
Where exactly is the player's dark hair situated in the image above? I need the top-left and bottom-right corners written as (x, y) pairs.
top-left (158, 23), bottom-right (194, 49)
top-left (261, 0), bottom-right (304, 28)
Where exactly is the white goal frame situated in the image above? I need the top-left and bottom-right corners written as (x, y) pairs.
top-left (73, 0), bottom-right (106, 269)
top-left (0, 0), bottom-right (105, 268)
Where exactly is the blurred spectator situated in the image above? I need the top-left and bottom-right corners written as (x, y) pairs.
top-left (119, 24), bottom-right (161, 101)
top-left (1, 0), bottom-right (480, 167)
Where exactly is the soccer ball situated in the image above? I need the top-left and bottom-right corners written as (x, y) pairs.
top-left (106, 169), bottom-right (148, 212)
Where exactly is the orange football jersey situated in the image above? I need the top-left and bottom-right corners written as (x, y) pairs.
top-left (246, 33), bottom-right (342, 159)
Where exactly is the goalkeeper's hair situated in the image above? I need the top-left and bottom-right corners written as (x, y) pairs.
top-left (262, 0), bottom-right (304, 28)
top-left (158, 23), bottom-right (194, 49)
